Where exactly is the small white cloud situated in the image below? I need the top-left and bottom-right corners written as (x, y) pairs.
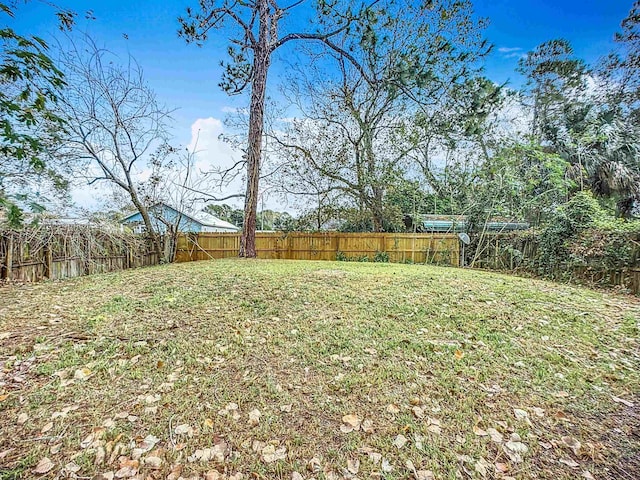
top-left (498, 47), bottom-right (522, 53)
top-left (221, 106), bottom-right (248, 114)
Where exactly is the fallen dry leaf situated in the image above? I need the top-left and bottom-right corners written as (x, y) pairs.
top-left (205, 470), bottom-right (223, 480)
top-left (415, 471), bottom-right (435, 480)
top-left (33, 457), bottom-right (55, 474)
top-left (559, 457), bottom-right (580, 468)
top-left (611, 396), bottom-right (634, 407)
top-left (248, 408), bottom-right (261, 427)
top-left (347, 458), bottom-right (360, 474)
top-left (369, 451), bottom-right (382, 464)
top-left (561, 436), bottom-right (582, 456)
top-left (174, 424), bottom-right (193, 436)
top-left (74, 367), bottom-right (92, 380)
top-left (340, 414), bottom-right (361, 433)
top-left (17, 413), bottom-right (28, 425)
top-left (427, 424), bottom-right (441, 435)
top-left (386, 404), bottom-right (400, 414)
top-left (361, 419), bottom-right (374, 433)
top-left (114, 464), bottom-right (137, 478)
top-left (95, 472), bottom-right (115, 480)
top-left (473, 426), bottom-right (488, 436)
top-left (65, 462), bottom-right (81, 473)
top-left (40, 422), bottom-right (53, 434)
top-left (487, 428), bottom-right (502, 443)
top-left (144, 456), bottom-right (163, 469)
top-left (533, 407), bottom-right (545, 417)
top-left (307, 456), bottom-right (322, 473)
top-left (95, 446), bottom-right (106, 465)
top-left (392, 434), bottom-right (408, 449)
top-left (513, 408), bottom-right (529, 420)
top-left (261, 444), bottom-right (286, 463)
top-left (504, 440), bottom-right (528, 463)
top-left (475, 457), bottom-right (490, 478)
top-left (80, 433), bottom-right (95, 449)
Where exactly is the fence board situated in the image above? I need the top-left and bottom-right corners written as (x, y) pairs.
top-left (1, 227), bottom-right (161, 284)
top-left (175, 232), bottom-right (460, 266)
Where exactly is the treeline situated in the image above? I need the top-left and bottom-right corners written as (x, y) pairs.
top-left (2, 1), bottom-right (639, 258)
top-left (259, 4), bottom-right (640, 234)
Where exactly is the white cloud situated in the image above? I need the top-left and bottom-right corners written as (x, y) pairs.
top-left (498, 47), bottom-right (522, 53)
top-left (497, 47), bottom-right (527, 61)
top-left (504, 52), bottom-right (527, 60)
top-left (186, 117), bottom-right (286, 211)
top-left (188, 117), bottom-right (242, 184)
top-left (220, 106), bottom-right (248, 115)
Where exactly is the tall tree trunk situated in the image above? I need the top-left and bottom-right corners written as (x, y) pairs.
top-left (131, 195), bottom-right (163, 260)
top-left (371, 187), bottom-right (385, 232)
top-left (239, 0), bottom-right (270, 258)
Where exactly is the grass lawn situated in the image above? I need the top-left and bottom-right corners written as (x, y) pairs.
top-left (0, 259), bottom-right (638, 480)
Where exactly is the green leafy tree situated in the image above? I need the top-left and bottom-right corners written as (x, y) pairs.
top-left (601, 1), bottom-right (640, 122)
top-left (517, 39), bottom-right (586, 142)
top-left (270, 0), bottom-right (489, 231)
top-left (205, 204), bottom-right (244, 228)
top-left (0, 3), bottom-right (69, 226)
top-left (518, 35), bottom-right (639, 218)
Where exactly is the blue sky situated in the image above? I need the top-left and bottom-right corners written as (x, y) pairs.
top-left (7, 0), bottom-right (635, 210)
top-left (13, 0), bottom-right (634, 135)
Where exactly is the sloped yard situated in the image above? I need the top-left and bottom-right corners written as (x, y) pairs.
top-left (0, 259), bottom-right (638, 480)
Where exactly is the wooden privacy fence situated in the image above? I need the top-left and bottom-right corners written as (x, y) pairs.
top-left (1, 227), bottom-right (161, 283)
top-left (175, 231), bottom-right (460, 265)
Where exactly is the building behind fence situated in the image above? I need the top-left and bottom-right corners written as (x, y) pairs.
top-left (175, 231), bottom-right (460, 266)
top-left (0, 227), bottom-right (161, 282)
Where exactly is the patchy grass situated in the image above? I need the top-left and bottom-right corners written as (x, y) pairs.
top-left (0, 259), bottom-right (638, 480)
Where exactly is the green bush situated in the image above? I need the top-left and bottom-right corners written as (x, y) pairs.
top-left (374, 251), bottom-right (390, 263)
top-left (538, 191), bottom-right (604, 273)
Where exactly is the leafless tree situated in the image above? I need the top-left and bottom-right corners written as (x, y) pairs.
top-left (54, 35), bottom-right (173, 257)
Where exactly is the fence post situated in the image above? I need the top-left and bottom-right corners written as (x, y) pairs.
top-left (85, 235), bottom-right (92, 275)
top-left (4, 234), bottom-right (13, 281)
top-left (411, 235), bottom-right (416, 263)
top-left (44, 244), bottom-right (54, 279)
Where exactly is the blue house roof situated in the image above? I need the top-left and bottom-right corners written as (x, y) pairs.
top-left (121, 203), bottom-right (239, 233)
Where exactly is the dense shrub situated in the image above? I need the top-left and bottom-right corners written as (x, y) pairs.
top-left (470, 192), bottom-right (640, 291)
top-left (538, 191), bottom-right (604, 273)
